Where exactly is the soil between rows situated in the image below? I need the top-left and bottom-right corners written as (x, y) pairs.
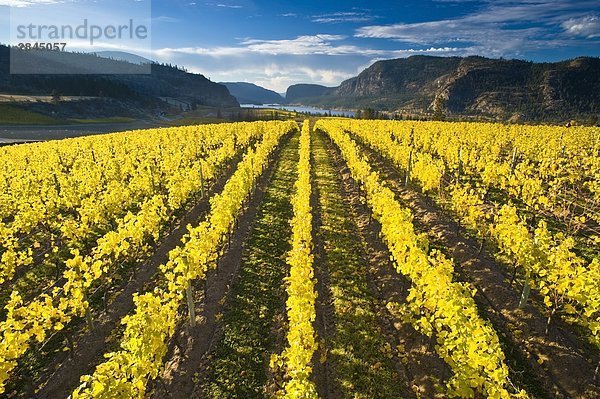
top-left (153, 129), bottom-right (452, 399)
top-left (189, 131), bottom-right (299, 398)
top-left (310, 130), bottom-right (450, 398)
top-left (319, 129), bottom-right (454, 398)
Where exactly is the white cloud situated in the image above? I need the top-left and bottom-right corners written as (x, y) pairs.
top-left (153, 35), bottom-right (465, 60)
top-left (562, 15), bottom-right (600, 38)
top-left (204, 2), bottom-right (243, 8)
top-left (152, 16), bottom-right (179, 23)
top-left (155, 46), bottom-right (247, 57)
top-left (356, 0), bottom-right (600, 56)
top-left (312, 11), bottom-right (379, 24)
top-left (188, 64), bottom-right (353, 92)
top-left (356, 19), bottom-right (544, 57)
top-left (0, 0), bottom-right (63, 6)
top-left (297, 67), bottom-right (354, 85)
top-left (240, 35), bottom-right (356, 55)
top-left (156, 35), bottom-right (361, 57)
top-left (388, 46), bottom-right (466, 57)
top-left (313, 16), bottom-right (373, 24)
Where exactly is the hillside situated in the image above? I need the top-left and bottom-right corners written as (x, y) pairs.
top-left (221, 82), bottom-right (284, 104)
top-left (94, 51), bottom-right (153, 65)
top-left (0, 45), bottom-right (239, 120)
top-left (293, 55), bottom-right (600, 122)
top-left (286, 84), bottom-right (333, 104)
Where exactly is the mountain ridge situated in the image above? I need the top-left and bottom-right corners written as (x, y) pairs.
top-left (290, 55), bottom-right (600, 122)
top-left (285, 84), bottom-right (333, 104)
top-left (0, 45), bottom-right (239, 120)
top-left (220, 82), bottom-right (284, 105)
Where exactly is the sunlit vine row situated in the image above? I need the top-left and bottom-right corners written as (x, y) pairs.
top-left (0, 124), bottom-right (259, 285)
top-left (342, 119), bottom-right (600, 232)
top-left (69, 121), bottom-right (297, 398)
top-left (449, 184), bottom-right (599, 347)
top-left (338, 119), bottom-right (600, 348)
top-left (276, 121), bottom-right (319, 399)
top-left (316, 120), bottom-right (527, 399)
top-left (0, 122), bottom-right (276, 394)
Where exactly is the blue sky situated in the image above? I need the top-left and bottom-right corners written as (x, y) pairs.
top-left (1, 0), bottom-right (600, 91)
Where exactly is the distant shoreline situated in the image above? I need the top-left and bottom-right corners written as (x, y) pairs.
top-left (241, 103), bottom-right (356, 117)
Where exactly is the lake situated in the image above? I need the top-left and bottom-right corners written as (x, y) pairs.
top-left (241, 104), bottom-right (355, 117)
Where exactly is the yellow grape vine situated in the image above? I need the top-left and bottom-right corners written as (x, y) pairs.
top-left (316, 120), bottom-right (527, 399)
top-left (69, 121), bottom-right (297, 399)
top-left (276, 121), bottom-right (319, 399)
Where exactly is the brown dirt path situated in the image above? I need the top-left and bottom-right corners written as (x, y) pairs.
top-left (320, 130), bottom-right (452, 398)
top-left (149, 133), bottom-right (295, 399)
top-left (309, 130), bottom-right (451, 399)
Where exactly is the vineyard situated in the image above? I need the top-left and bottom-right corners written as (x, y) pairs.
top-left (0, 119), bottom-right (598, 399)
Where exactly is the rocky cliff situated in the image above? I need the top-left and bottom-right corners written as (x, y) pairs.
top-left (294, 55), bottom-right (600, 121)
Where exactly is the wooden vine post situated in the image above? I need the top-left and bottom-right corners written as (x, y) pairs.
top-left (83, 292), bottom-right (94, 330)
top-left (456, 146), bottom-right (463, 184)
top-left (405, 128), bottom-right (414, 187)
top-left (510, 146), bottom-right (518, 175)
top-left (199, 164), bottom-right (206, 199)
top-left (405, 149), bottom-right (412, 186)
top-left (518, 274), bottom-right (531, 308)
top-left (186, 279), bottom-right (196, 328)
